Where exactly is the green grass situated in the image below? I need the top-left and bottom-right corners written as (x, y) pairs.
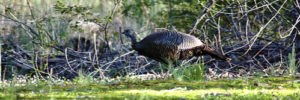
top-left (2, 89), bottom-right (299, 99)
top-left (288, 44), bottom-right (298, 75)
top-left (171, 62), bottom-right (206, 81)
top-left (0, 76), bottom-right (299, 99)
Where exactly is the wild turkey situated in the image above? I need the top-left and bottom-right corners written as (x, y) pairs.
top-left (122, 29), bottom-right (231, 64)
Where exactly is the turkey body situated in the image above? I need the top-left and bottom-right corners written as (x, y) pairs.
top-left (123, 30), bottom-right (230, 64)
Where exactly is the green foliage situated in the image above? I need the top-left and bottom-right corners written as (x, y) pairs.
top-left (122, 0), bottom-right (205, 32)
top-left (171, 61), bottom-right (206, 81)
top-left (72, 70), bottom-right (95, 85)
top-left (288, 44), bottom-right (298, 75)
top-left (54, 0), bottom-right (90, 15)
top-left (54, 0), bottom-right (102, 23)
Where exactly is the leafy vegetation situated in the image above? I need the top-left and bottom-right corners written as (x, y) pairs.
top-left (171, 61), bottom-right (206, 81)
top-left (288, 44), bottom-right (298, 75)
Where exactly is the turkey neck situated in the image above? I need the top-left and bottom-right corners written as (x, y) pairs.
top-left (198, 45), bottom-right (228, 61)
top-left (129, 33), bottom-right (139, 50)
top-left (206, 45), bottom-right (227, 61)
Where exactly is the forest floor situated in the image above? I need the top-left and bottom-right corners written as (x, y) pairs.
top-left (0, 75), bottom-right (299, 100)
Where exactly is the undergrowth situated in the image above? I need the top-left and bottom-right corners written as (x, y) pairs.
top-left (171, 60), bottom-right (206, 81)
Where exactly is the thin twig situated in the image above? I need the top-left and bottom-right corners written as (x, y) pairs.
top-left (243, 0), bottom-right (287, 55)
top-left (217, 17), bottom-right (224, 55)
top-left (230, 9), bottom-right (241, 40)
top-left (103, 50), bottom-right (135, 71)
top-left (65, 48), bottom-right (78, 74)
top-left (252, 41), bottom-right (273, 58)
top-left (188, 0), bottom-right (216, 34)
top-left (210, 0), bottom-right (280, 15)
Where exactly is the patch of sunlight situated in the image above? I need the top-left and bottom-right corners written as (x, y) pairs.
top-left (111, 88), bottom-right (300, 99)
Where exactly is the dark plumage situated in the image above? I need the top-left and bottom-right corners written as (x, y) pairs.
top-left (122, 29), bottom-right (231, 64)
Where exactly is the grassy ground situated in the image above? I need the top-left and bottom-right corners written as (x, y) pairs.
top-left (0, 76), bottom-right (299, 100)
